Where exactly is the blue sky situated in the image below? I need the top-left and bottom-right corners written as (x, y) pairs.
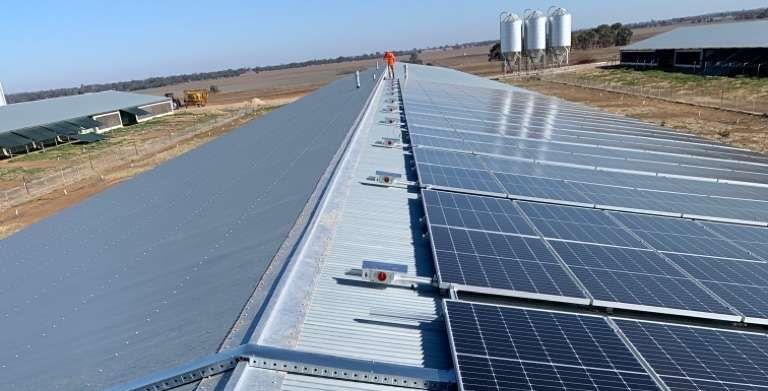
top-left (0, 0), bottom-right (765, 92)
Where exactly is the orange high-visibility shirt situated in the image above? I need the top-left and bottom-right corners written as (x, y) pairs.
top-left (384, 52), bottom-right (396, 65)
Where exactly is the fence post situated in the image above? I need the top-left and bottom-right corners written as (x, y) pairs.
top-left (22, 176), bottom-right (30, 195)
top-left (720, 88), bottom-right (724, 107)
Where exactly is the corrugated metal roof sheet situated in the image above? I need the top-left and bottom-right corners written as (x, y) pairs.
top-left (281, 374), bottom-right (408, 391)
top-left (623, 20), bottom-right (768, 51)
top-left (0, 91), bottom-right (168, 134)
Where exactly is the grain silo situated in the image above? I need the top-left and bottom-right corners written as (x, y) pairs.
top-left (499, 12), bottom-right (523, 73)
top-left (548, 6), bottom-right (572, 66)
top-left (524, 10), bottom-right (547, 68)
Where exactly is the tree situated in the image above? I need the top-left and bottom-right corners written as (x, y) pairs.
top-left (488, 42), bottom-right (502, 61)
top-left (615, 27), bottom-right (634, 46)
top-left (407, 51), bottom-right (423, 65)
top-left (209, 85), bottom-right (220, 94)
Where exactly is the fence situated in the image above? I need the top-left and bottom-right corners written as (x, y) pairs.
top-left (540, 73), bottom-right (768, 115)
top-left (1, 108), bottom-right (256, 212)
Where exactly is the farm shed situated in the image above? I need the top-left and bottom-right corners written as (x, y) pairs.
top-left (0, 90), bottom-right (172, 157)
top-left (620, 20), bottom-right (768, 76)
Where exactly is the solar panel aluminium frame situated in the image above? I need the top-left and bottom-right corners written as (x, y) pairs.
top-left (420, 189), bottom-right (591, 306)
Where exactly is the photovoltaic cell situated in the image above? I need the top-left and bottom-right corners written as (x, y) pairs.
top-left (445, 301), bottom-right (663, 391)
top-left (616, 319), bottom-right (768, 390)
top-left (422, 189), bottom-right (534, 236)
top-left (429, 225), bottom-right (584, 299)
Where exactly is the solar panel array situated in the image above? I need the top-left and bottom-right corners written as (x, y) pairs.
top-left (402, 68), bottom-right (768, 391)
top-left (445, 300), bottom-right (768, 391)
top-left (406, 79), bottom-right (768, 226)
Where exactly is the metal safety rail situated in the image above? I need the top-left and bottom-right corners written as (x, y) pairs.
top-left (106, 344), bottom-right (456, 391)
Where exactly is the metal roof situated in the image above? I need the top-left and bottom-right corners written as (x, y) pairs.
top-left (0, 90), bottom-right (168, 134)
top-left (221, 70), bottom-right (450, 390)
top-left (0, 71), bottom-right (377, 390)
top-left (622, 20), bottom-right (768, 51)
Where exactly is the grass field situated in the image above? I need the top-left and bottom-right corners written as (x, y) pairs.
top-left (565, 67), bottom-right (768, 91)
top-left (543, 67), bottom-right (768, 113)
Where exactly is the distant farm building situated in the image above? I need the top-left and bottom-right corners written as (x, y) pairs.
top-left (0, 91), bottom-right (172, 157)
top-left (619, 20), bottom-right (768, 76)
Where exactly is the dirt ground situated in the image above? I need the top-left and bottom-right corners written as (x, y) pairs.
top-left (507, 78), bottom-right (768, 152)
top-left (138, 58), bottom-right (379, 105)
top-left (419, 45), bottom-right (620, 77)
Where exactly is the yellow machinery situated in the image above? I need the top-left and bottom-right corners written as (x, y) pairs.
top-left (183, 89), bottom-right (209, 107)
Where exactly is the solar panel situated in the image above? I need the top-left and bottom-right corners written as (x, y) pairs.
top-left (550, 241), bottom-right (684, 277)
top-left (519, 202), bottom-right (645, 248)
top-left (429, 225), bottom-right (586, 301)
top-left (444, 301), bottom-right (663, 391)
top-left (616, 319), bottom-right (768, 390)
top-left (662, 253), bottom-right (768, 323)
top-left (494, 173), bottom-right (595, 205)
top-left (702, 222), bottom-right (768, 260)
top-left (612, 213), bottom-right (757, 260)
top-left (578, 268), bottom-right (737, 318)
top-left (422, 189), bottom-right (534, 236)
top-left (410, 134), bottom-right (468, 151)
top-left (412, 147), bottom-right (486, 170)
top-left (416, 163), bottom-right (505, 195)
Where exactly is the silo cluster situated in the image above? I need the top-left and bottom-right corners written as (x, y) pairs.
top-left (499, 6), bottom-right (572, 72)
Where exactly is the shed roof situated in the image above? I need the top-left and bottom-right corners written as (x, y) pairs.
top-left (622, 20), bottom-right (768, 51)
top-left (0, 90), bottom-right (167, 134)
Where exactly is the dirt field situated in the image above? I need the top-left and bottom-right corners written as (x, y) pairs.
top-left (139, 59), bottom-right (379, 105)
top-left (507, 77), bottom-right (768, 152)
top-left (419, 45), bottom-right (620, 76)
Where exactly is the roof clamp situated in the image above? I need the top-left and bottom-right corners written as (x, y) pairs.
top-left (360, 170), bottom-right (415, 188)
top-left (381, 117), bottom-right (404, 126)
top-left (372, 136), bottom-right (404, 148)
top-left (381, 105), bottom-right (401, 113)
top-left (349, 260), bottom-right (434, 289)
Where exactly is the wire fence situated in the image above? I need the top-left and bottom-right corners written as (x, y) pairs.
top-left (0, 108), bottom-right (256, 212)
top-left (540, 73), bottom-right (768, 115)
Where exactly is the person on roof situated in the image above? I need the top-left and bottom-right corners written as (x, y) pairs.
top-left (384, 51), bottom-right (396, 79)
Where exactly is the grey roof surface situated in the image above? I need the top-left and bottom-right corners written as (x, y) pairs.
top-left (0, 91), bottom-right (167, 134)
top-left (623, 20), bottom-right (768, 51)
top-left (0, 70), bottom-right (376, 390)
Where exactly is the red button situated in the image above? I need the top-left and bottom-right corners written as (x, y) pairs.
top-left (377, 271), bottom-right (388, 282)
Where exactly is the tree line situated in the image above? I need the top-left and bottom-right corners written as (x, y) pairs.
top-left (571, 23), bottom-right (633, 50)
top-left (626, 7), bottom-right (768, 29)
